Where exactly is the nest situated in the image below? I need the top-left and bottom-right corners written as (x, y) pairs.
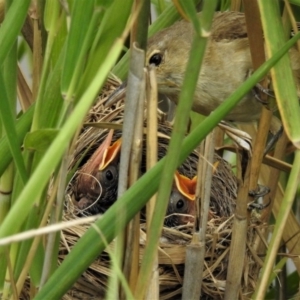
top-left (61, 76), bottom-right (267, 299)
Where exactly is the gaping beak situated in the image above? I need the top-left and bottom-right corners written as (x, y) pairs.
top-left (79, 129), bottom-right (121, 177)
top-left (85, 129), bottom-right (114, 172)
top-left (99, 137), bottom-right (122, 170)
top-left (173, 161), bottom-right (219, 201)
top-left (76, 130), bottom-right (121, 194)
top-left (174, 171), bottom-right (197, 201)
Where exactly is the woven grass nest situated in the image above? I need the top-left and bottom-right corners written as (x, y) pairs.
top-left (61, 76), bottom-right (267, 299)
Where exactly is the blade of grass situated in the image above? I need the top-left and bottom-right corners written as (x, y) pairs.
top-left (60, 6), bottom-right (103, 119)
top-left (76, 0), bottom-right (134, 97)
top-left (9, 4), bottom-right (67, 288)
top-left (35, 45), bottom-right (65, 129)
top-left (17, 65), bottom-right (33, 111)
top-left (31, 0), bottom-right (61, 130)
top-left (258, 0), bottom-right (300, 148)
top-left (0, 72), bottom-right (28, 185)
top-left (289, 0), bottom-right (300, 6)
top-left (60, 0), bottom-right (95, 93)
top-left (2, 1), bottom-right (17, 113)
top-left (0, 0), bottom-right (31, 67)
top-left (0, 1), bottom-right (17, 282)
top-left (174, 0), bottom-right (201, 35)
top-left (0, 104), bottom-right (34, 176)
top-left (0, 3), bottom-right (16, 282)
top-left (9, 49), bottom-right (67, 290)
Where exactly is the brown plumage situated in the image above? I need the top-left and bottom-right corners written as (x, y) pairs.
top-left (146, 11), bottom-right (300, 122)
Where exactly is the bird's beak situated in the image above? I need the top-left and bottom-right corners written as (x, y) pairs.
top-left (76, 130), bottom-right (118, 189)
top-left (83, 129), bottom-right (114, 173)
top-left (99, 137), bottom-right (122, 170)
top-left (173, 161), bottom-right (219, 201)
top-left (174, 171), bottom-right (197, 201)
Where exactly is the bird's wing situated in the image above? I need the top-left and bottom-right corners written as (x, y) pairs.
top-left (211, 11), bottom-right (248, 42)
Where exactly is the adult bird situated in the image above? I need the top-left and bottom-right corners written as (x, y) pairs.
top-left (146, 11), bottom-right (300, 123)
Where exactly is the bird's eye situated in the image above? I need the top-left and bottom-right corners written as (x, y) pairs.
top-left (105, 170), bottom-right (114, 181)
top-left (149, 52), bottom-right (162, 66)
top-left (176, 199), bottom-right (185, 210)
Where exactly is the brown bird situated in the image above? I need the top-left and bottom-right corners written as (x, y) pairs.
top-left (74, 130), bottom-right (121, 214)
top-left (146, 11), bottom-right (300, 122)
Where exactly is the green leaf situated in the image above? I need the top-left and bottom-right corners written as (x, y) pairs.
top-left (61, 0), bottom-right (95, 93)
top-left (24, 129), bottom-right (58, 152)
top-left (94, 0), bottom-right (113, 8)
top-left (76, 0), bottom-right (134, 96)
top-left (32, 0), bottom-right (66, 131)
top-left (0, 105), bottom-right (34, 177)
top-left (177, 0), bottom-right (201, 35)
top-left (44, 0), bottom-right (60, 31)
top-left (190, 111), bottom-right (206, 131)
top-left (289, 0), bottom-right (300, 6)
top-left (0, 71), bottom-right (28, 185)
top-left (50, 11), bottom-right (68, 69)
top-left (259, 1), bottom-right (300, 148)
top-left (38, 47), bottom-right (65, 128)
top-left (14, 210), bottom-right (45, 286)
top-left (0, 0), bottom-right (31, 67)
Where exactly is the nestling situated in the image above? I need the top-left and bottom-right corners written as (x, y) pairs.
top-left (165, 171), bottom-right (196, 227)
top-left (146, 11), bottom-right (300, 122)
top-left (74, 130), bottom-right (121, 214)
top-left (165, 157), bottom-right (238, 227)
